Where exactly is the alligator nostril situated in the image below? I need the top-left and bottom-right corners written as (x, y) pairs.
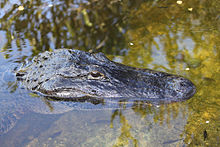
top-left (187, 81), bottom-right (196, 96)
top-left (165, 76), bottom-right (196, 99)
top-left (180, 78), bottom-right (196, 98)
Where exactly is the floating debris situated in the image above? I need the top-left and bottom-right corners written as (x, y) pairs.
top-left (177, 1), bottom-right (183, 5)
top-left (129, 42), bottom-right (134, 46)
top-left (18, 6), bottom-right (24, 11)
top-left (204, 130), bottom-right (208, 141)
top-left (188, 8), bottom-right (193, 11)
top-left (82, 9), bottom-right (92, 27)
top-left (48, 4), bottom-right (53, 7)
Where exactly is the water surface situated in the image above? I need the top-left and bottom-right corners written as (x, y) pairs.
top-left (0, 0), bottom-right (219, 146)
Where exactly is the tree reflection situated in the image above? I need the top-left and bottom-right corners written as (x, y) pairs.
top-left (110, 109), bottom-right (138, 147)
top-left (109, 101), bottom-right (186, 146)
top-left (0, 0), bottom-right (143, 58)
top-left (0, 0), bottom-right (219, 146)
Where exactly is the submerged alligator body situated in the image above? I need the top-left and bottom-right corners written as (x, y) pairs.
top-left (16, 49), bottom-right (196, 103)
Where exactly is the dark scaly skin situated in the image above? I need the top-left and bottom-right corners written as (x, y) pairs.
top-left (0, 63), bottom-right (73, 134)
top-left (16, 49), bottom-right (196, 103)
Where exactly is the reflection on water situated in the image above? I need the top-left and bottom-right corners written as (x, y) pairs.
top-left (0, 0), bottom-right (219, 146)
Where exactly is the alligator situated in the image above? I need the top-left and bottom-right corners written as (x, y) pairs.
top-left (16, 49), bottom-right (196, 103)
top-left (1, 49), bottom-right (196, 134)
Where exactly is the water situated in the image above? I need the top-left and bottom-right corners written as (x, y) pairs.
top-left (0, 0), bottom-right (219, 146)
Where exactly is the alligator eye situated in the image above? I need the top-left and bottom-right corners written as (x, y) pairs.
top-left (88, 71), bottom-right (105, 80)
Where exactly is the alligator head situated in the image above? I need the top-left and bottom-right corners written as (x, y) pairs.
top-left (16, 49), bottom-right (196, 102)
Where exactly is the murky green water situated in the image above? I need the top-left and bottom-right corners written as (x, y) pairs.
top-left (0, 0), bottom-right (219, 146)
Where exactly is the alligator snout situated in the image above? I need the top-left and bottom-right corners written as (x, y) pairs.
top-left (164, 76), bottom-right (196, 100)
